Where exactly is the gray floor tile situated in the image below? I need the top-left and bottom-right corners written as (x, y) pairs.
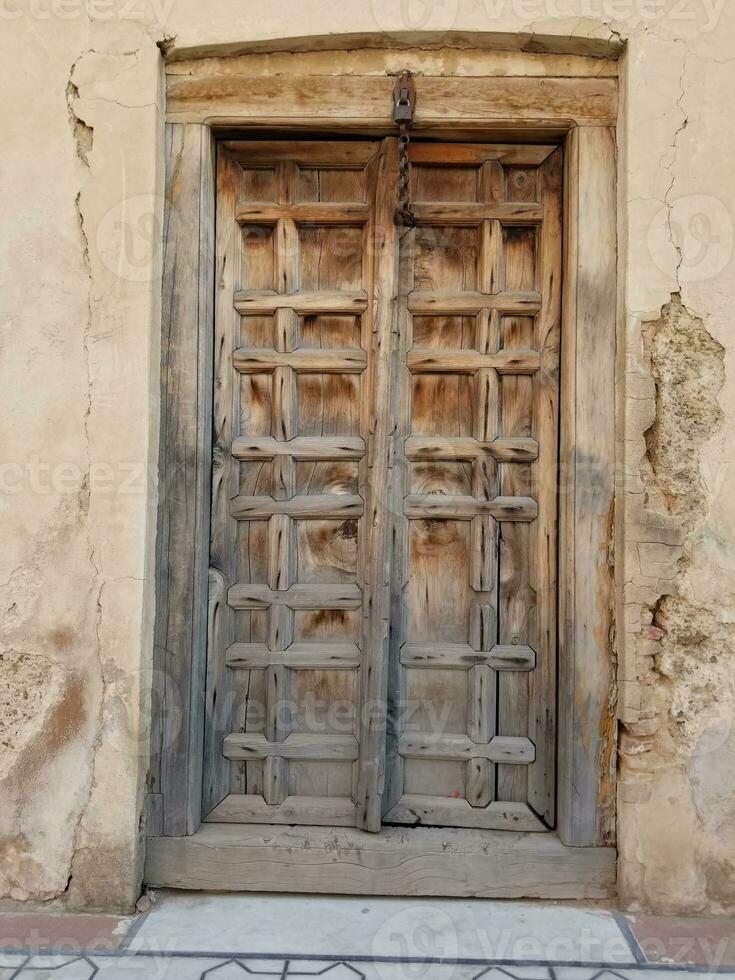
top-left (130, 894), bottom-right (630, 964)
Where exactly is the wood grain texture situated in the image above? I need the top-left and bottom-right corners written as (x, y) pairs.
top-left (220, 140), bottom-right (378, 165)
top-left (152, 123), bottom-right (214, 836)
top-left (408, 143), bottom-right (556, 166)
top-left (199, 134), bottom-right (604, 845)
top-left (383, 797), bottom-right (546, 832)
top-left (205, 795), bottom-right (357, 825)
top-left (226, 642), bottom-right (360, 669)
top-left (166, 75), bottom-right (617, 129)
top-left (404, 495), bottom-right (537, 521)
top-left (145, 824), bottom-right (616, 899)
top-left (231, 494), bottom-right (363, 519)
top-left (233, 348), bottom-right (367, 374)
top-left (383, 142), bottom-right (560, 831)
top-left (401, 643), bottom-right (535, 670)
top-left (411, 202), bottom-right (543, 225)
top-left (202, 141), bottom-right (380, 826)
top-left (408, 290), bottom-right (541, 314)
top-left (224, 733), bottom-right (359, 761)
top-left (405, 435), bottom-right (538, 462)
top-left (399, 734), bottom-right (535, 764)
top-left (355, 140), bottom-right (399, 831)
top-left (228, 583), bottom-right (363, 609)
top-left (557, 127), bottom-right (617, 847)
top-left (236, 202), bottom-right (370, 224)
top-left (407, 348), bottom-right (540, 374)
top-left (526, 146), bottom-right (562, 825)
top-left (232, 436), bottom-right (365, 460)
top-left (234, 290), bottom-right (368, 314)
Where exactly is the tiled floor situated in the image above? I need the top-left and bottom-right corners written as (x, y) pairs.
top-left (2, 893), bottom-right (735, 980)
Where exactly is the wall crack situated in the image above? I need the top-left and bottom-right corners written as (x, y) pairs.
top-left (661, 43), bottom-right (689, 291)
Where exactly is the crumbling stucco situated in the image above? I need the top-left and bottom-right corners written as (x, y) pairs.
top-left (1, 0), bottom-right (735, 914)
top-left (618, 297), bottom-right (735, 914)
top-left (644, 299), bottom-right (724, 519)
top-left (0, 651), bottom-right (64, 772)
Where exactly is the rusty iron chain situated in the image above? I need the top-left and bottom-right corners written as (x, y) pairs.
top-left (393, 73), bottom-right (416, 227)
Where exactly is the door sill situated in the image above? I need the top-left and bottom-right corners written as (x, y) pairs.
top-left (145, 823), bottom-right (616, 899)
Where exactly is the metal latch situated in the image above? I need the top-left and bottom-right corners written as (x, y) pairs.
top-left (393, 73), bottom-right (416, 125)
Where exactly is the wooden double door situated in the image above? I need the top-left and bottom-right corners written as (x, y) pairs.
top-left (203, 137), bottom-right (562, 835)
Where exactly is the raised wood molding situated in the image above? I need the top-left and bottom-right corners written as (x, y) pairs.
top-left (146, 823), bottom-right (616, 898)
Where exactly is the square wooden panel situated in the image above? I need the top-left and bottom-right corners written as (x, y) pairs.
top-left (297, 166), bottom-right (367, 204)
top-left (298, 313), bottom-right (362, 350)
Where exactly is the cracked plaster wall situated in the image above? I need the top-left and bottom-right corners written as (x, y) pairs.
top-left (1, 1), bottom-right (734, 914)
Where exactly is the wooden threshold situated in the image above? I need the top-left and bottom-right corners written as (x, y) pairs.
top-left (145, 824), bottom-right (615, 899)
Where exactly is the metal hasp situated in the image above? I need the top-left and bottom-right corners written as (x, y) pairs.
top-left (393, 72), bottom-right (416, 227)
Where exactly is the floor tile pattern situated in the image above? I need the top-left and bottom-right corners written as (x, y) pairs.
top-left (3, 895), bottom-right (735, 980)
top-left (4, 958), bottom-right (735, 980)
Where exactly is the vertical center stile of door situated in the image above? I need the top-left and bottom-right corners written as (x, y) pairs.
top-left (355, 139), bottom-right (400, 832)
top-left (264, 160), bottom-right (299, 806)
top-left (380, 172), bottom-right (413, 822)
top-left (467, 160), bottom-right (505, 807)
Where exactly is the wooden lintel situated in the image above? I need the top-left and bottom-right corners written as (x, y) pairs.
top-left (166, 75), bottom-right (617, 129)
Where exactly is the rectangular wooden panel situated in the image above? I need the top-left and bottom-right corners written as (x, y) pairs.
top-left (204, 139), bottom-right (395, 828)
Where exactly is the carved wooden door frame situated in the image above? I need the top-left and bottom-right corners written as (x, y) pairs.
top-left (147, 64), bottom-right (618, 898)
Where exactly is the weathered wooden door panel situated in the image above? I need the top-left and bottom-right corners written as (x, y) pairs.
top-left (382, 143), bottom-right (562, 832)
top-left (204, 138), bottom-right (561, 833)
top-left (204, 139), bottom-right (395, 828)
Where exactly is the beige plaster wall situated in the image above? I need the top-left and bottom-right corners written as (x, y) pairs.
top-left (0, 0), bottom-right (733, 914)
